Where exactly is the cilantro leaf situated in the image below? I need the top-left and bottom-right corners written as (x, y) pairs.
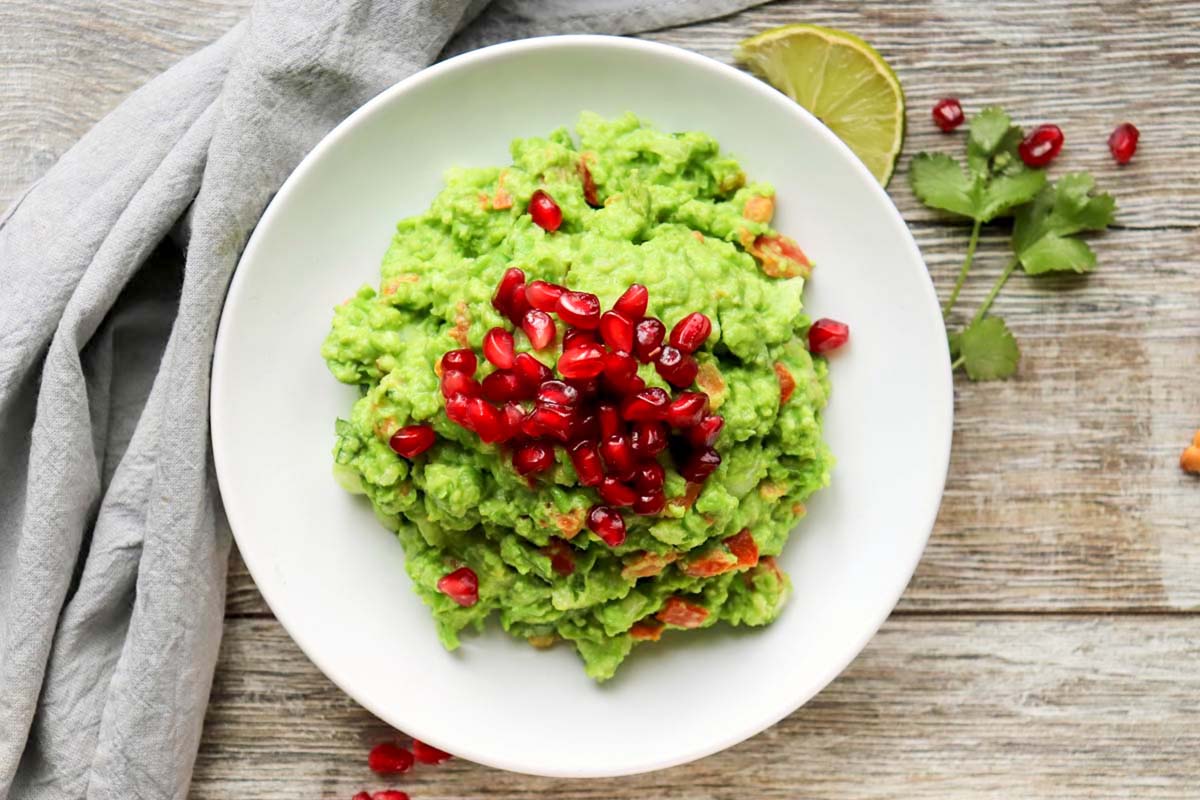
top-left (977, 169), bottom-right (1046, 221)
top-left (966, 107), bottom-right (1012, 174)
top-left (1013, 173), bottom-right (1116, 274)
top-left (958, 316), bottom-right (1020, 381)
top-left (910, 153), bottom-right (981, 218)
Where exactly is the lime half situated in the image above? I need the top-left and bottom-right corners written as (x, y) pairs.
top-left (736, 24), bottom-right (906, 186)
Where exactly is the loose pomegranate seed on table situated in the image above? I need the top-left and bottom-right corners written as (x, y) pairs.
top-left (613, 284), bottom-right (648, 320)
top-left (367, 742), bottom-right (414, 774)
top-left (587, 504), bottom-right (627, 546)
top-left (412, 738), bottom-right (454, 765)
top-left (1018, 124), bottom-right (1064, 167)
top-left (808, 318), bottom-right (850, 354)
top-left (388, 424), bottom-right (436, 459)
top-left (438, 566), bottom-right (479, 606)
top-left (483, 327), bottom-right (516, 369)
top-left (1108, 122), bottom-right (1139, 164)
top-left (521, 309), bottom-right (556, 350)
top-left (669, 312), bottom-right (712, 353)
top-left (372, 792), bottom-right (410, 800)
top-left (557, 291), bottom-right (602, 329)
top-left (352, 792), bottom-right (372, 800)
top-left (931, 97), bottom-right (965, 132)
top-left (528, 189), bottom-right (563, 232)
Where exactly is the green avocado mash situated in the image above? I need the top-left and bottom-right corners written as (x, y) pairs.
top-left (322, 112), bottom-right (833, 681)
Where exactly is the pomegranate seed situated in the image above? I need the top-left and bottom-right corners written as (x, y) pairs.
top-left (543, 538), bottom-right (576, 577)
top-left (602, 350), bottom-right (642, 395)
top-left (522, 310), bottom-right (556, 350)
top-left (502, 401), bottom-right (525, 436)
top-left (633, 318), bottom-right (666, 363)
top-left (669, 312), bottom-right (712, 353)
top-left (569, 411), bottom-right (599, 444)
top-left (597, 403), bottom-right (621, 439)
top-left (587, 505), bottom-right (627, 547)
top-left (655, 346), bottom-right (699, 388)
top-left (808, 318), bottom-right (850, 354)
top-left (633, 461), bottom-right (665, 492)
top-left (529, 189), bottom-right (563, 232)
top-left (513, 441), bottom-right (555, 475)
top-left (527, 404), bottom-right (575, 442)
top-left (599, 311), bottom-right (635, 353)
top-left (441, 370), bottom-right (481, 399)
top-left (569, 441), bottom-right (605, 487)
top-left (557, 291), bottom-right (602, 329)
top-left (373, 792), bottom-right (410, 800)
top-left (600, 433), bottom-right (637, 480)
top-left (513, 352), bottom-right (553, 388)
top-left (621, 387), bottom-right (669, 422)
top-left (437, 567), bottom-right (479, 606)
top-left (566, 376), bottom-right (601, 400)
top-left (441, 348), bottom-right (476, 375)
top-left (666, 392), bottom-right (708, 429)
top-left (465, 397), bottom-right (508, 443)
top-left (688, 415), bottom-right (724, 448)
top-left (483, 327), bottom-right (516, 369)
top-left (526, 280), bottom-right (565, 312)
top-left (557, 341), bottom-right (606, 379)
top-left (353, 793), bottom-right (372, 800)
top-left (931, 98), bottom-right (965, 132)
top-left (678, 446), bottom-right (721, 483)
top-left (633, 490), bottom-right (666, 515)
top-left (505, 283), bottom-right (531, 326)
top-left (1108, 122), bottom-right (1139, 165)
top-left (492, 267), bottom-right (525, 318)
top-left (388, 424), bottom-right (436, 458)
top-left (537, 379), bottom-right (579, 407)
top-left (444, 393), bottom-right (471, 427)
top-left (481, 370), bottom-right (526, 403)
top-left (613, 284), bottom-right (649, 321)
top-left (631, 421), bottom-right (668, 458)
top-left (368, 742), bottom-right (414, 774)
top-left (412, 739), bottom-right (453, 765)
top-left (599, 477), bottom-right (638, 507)
top-left (562, 328), bottom-right (598, 351)
top-left (1018, 124), bottom-right (1064, 167)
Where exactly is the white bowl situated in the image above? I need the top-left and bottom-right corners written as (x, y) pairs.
top-left (212, 35), bottom-right (952, 778)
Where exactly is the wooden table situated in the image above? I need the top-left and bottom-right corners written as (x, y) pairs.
top-left (4, 1), bottom-right (1199, 797)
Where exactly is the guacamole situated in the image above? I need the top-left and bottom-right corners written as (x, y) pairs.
top-left (322, 112), bottom-right (833, 681)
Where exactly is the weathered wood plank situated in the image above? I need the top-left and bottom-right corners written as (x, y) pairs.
top-left (193, 616), bottom-right (1200, 799)
top-left (3, 1), bottom-right (1200, 229)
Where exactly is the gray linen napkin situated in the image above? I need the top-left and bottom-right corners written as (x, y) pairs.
top-left (0, 1), bottom-right (764, 797)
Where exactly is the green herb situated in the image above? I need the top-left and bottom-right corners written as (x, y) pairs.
top-left (910, 106), bottom-right (1115, 381)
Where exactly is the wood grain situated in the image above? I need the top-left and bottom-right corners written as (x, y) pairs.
top-left (194, 617), bottom-right (1200, 799)
top-left (3, 0), bottom-right (1199, 797)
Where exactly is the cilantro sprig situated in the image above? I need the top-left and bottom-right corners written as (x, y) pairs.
top-left (910, 107), bottom-right (1115, 380)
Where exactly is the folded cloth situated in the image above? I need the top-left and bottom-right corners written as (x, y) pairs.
top-left (0, 1), bottom-right (764, 797)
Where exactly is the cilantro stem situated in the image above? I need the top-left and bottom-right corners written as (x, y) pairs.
top-left (943, 218), bottom-right (982, 319)
top-left (971, 256), bottom-right (1020, 325)
top-left (950, 355), bottom-right (965, 370)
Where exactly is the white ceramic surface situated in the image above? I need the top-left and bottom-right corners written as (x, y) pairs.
top-left (211, 35), bottom-right (952, 778)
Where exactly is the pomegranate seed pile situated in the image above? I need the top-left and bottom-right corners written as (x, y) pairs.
top-left (436, 268), bottom-right (726, 549)
top-left (350, 738), bottom-right (453, 799)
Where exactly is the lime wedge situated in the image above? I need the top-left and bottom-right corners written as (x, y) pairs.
top-left (736, 24), bottom-right (906, 186)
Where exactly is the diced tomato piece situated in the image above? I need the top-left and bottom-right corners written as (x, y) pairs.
top-left (621, 551), bottom-right (677, 580)
top-left (629, 620), bottom-right (665, 642)
top-left (749, 233), bottom-right (812, 278)
top-left (680, 548), bottom-right (740, 578)
top-left (724, 529), bottom-right (759, 569)
top-left (774, 362), bottom-right (795, 405)
top-left (656, 596), bottom-right (709, 629)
